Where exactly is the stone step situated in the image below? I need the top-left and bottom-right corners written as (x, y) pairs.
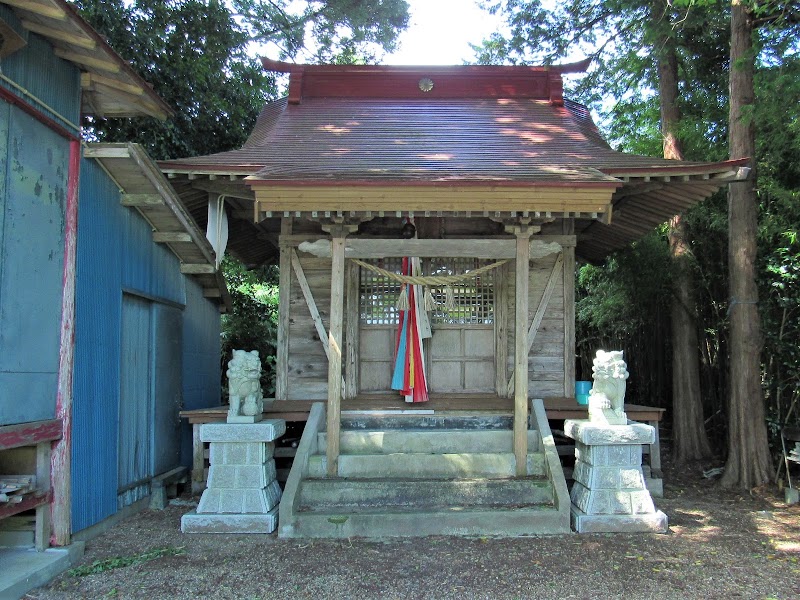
top-left (318, 429), bottom-right (540, 455)
top-left (307, 452), bottom-right (546, 478)
top-left (298, 476), bottom-right (554, 511)
top-left (280, 505), bottom-right (570, 538)
top-left (339, 414), bottom-right (515, 431)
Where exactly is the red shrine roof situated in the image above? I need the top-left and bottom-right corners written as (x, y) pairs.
top-left (160, 61), bottom-right (747, 262)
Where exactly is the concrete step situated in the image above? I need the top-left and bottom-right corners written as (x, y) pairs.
top-left (318, 429), bottom-right (540, 454)
top-left (280, 505), bottom-right (570, 538)
top-left (298, 476), bottom-right (554, 511)
top-left (340, 414), bottom-right (515, 430)
top-left (307, 452), bottom-right (546, 478)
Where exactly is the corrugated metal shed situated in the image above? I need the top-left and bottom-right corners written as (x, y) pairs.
top-left (72, 157), bottom-right (196, 531)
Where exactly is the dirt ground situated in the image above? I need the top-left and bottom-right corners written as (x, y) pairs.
top-left (24, 459), bottom-right (800, 600)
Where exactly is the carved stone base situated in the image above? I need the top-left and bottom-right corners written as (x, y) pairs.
top-left (182, 420), bottom-right (286, 535)
top-left (181, 509), bottom-right (279, 534)
top-left (565, 419), bottom-right (668, 534)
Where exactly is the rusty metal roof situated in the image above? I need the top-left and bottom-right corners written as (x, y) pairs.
top-left (159, 62), bottom-right (747, 263)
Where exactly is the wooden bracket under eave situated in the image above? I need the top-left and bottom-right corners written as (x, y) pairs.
top-left (597, 205), bottom-right (612, 225)
top-left (288, 66), bottom-right (305, 104)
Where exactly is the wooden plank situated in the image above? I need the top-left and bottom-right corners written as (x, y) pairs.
top-left (514, 227), bottom-right (532, 476)
top-left (153, 231), bottom-right (192, 243)
top-left (507, 254), bottom-right (564, 395)
top-left (276, 219), bottom-right (293, 400)
top-left (53, 49), bottom-right (120, 73)
top-left (0, 420), bottom-right (61, 451)
top-left (180, 264), bottom-right (216, 275)
top-left (191, 424), bottom-right (205, 494)
top-left (344, 259), bottom-right (360, 399)
top-left (121, 193), bottom-right (164, 207)
top-left (326, 233), bottom-right (347, 476)
top-left (4, 0), bottom-right (67, 19)
top-left (35, 442), bottom-right (52, 551)
top-left (291, 250), bottom-right (331, 360)
top-left (0, 492), bottom-right (50, 521)
top-left (20, 20), bottom-right (95, 49)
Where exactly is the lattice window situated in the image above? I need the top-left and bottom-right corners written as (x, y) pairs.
top-left (359, 257), bottom-right (403, 325)
top-left (426, 257), bottom-right (495, 325)
top-left (358, 257), bottom-right (495, 326)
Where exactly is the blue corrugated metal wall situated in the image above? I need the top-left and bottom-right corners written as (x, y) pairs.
top-left (0, 105), bottom-right (70, 425)
top-left (0, 5), bottom-right (82, 128)
top-left (180, 278), bottom-right (221, 466)
top-left (72, 158), bottom-right (190, 532)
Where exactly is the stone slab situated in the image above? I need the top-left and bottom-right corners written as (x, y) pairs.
top-left (181, 508), bottom-right (279, 534)
top-left (571, 506), bottom-right (668, 533)
top-left (564, 420), bottom-right (655, 446)
top-left (200, 420), bottom-right (286, 443)
top-left (210, 442), bottom-right (275, 465)
top-left (575, 444), bottom-right (642, 467)
top-left (0, 543), bottom-right (85, 600)
top-left (227, 414), bottom-right (263, 424)
top-left (206, 461), bottom-right (277, 489)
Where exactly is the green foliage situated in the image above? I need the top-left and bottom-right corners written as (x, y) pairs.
top-left (221, 256), bottom-right (279, 397)
top-left (75, 0), bottom-right (410, 159)
top-left (67, 547), bottom-right (186, 577)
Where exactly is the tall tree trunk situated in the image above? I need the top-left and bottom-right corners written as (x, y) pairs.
top-left (720, 0), bottom-right (773, 488)
top-left (656, 4), bottom-right (713, 463)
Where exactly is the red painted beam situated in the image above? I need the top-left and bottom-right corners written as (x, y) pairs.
top-left (0, 491), bottom-right (51, 521)
top-left (0, 420), bottom-right (62, 451)
top-left (0, 86), bottom-right (79, 141)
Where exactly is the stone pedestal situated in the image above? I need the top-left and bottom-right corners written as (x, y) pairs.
top-left (565, 419), bottom-right (668, 534)
top-left (181, 420), bottom-right (286, 534)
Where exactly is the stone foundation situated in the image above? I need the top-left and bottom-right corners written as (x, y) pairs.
top-left (565, 420), bottom-right (667, 534)
top-left (182, 420), bottom-right (286, 534)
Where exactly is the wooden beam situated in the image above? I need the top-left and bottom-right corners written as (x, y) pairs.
top-left (153, 231), bottom-right (192, 243)
top-left (121, 193), bottom-right (164, 207)
top-left (326, 230), bottom-right (348, 477)
top-left (54, 48), bottom-right (120, 73)
top-left (0, 491), bottom-right (50, 521)
top-left (291, 250), bottom-right (331, 361)
top-left (514, 226), bottom-right (533, 476)
top-left (21, 20), bottom-right (95, 49)
top-left (4, 0), bottom-right (67, 19)
top-left (83, 72), bottom-right (143, 97)
top-left (83, 144), bottom-right (130, 158)
top-left (0, 420), bottom-right (61, 451)
top-left (180, 264), bottom-right (216, 275)
top-left (202, 288), bottom-right (222, 298)
top-left (507, 253), bottom-right (564, 395)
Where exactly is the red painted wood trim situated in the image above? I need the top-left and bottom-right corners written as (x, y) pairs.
top-left (0, 420), bottom-right (62, 451)
top-left (0, 491), bottom-right (51, 521)
top-left (0, 85), bottom-right (78, 141)
top-left (50, 138), bottom-right (81, 547)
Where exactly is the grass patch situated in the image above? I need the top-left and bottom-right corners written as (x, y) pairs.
top-left (68, 546), bottom-right (186, 577)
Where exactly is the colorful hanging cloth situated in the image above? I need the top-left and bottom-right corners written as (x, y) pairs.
top-left (391, 256), bottom-right (429, 403)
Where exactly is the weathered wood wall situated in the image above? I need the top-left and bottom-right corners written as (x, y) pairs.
top-left (278, 217), bottom-right (574, 401)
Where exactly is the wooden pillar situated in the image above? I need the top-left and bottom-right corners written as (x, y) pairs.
top-left (325, 224), bottom-right (352, 477)
top-left (276, 218), bottom-right (293, 400)
top-left (514, 226), bottom-right (532, 476)
top-left (344, 260), bottom-right (360, 399)
top-left (52, 139), bottom-right (81, 546)
top-left (562, 219), bottom-right (576, 398)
